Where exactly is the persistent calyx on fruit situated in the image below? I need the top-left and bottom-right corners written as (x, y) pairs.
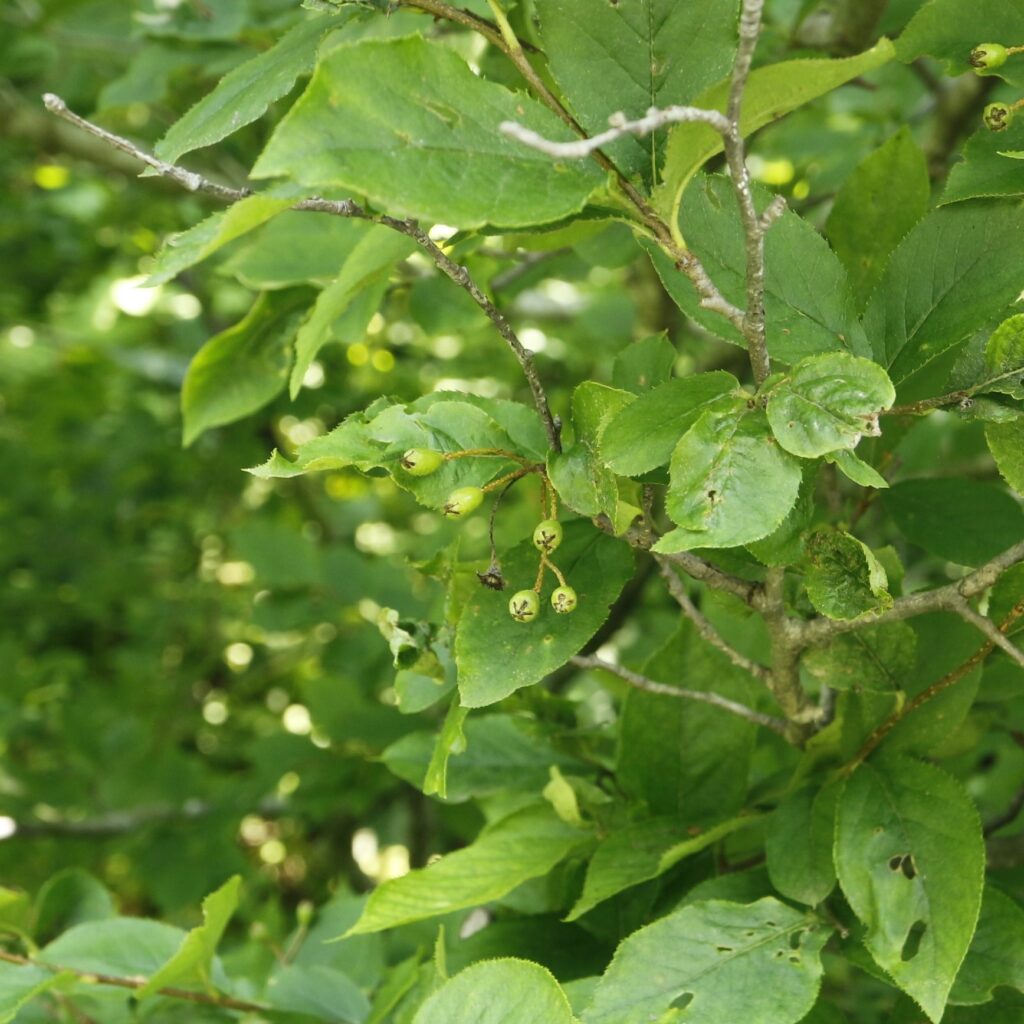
top-left (971, 43), bottom-right (1008, 69)
top-left (400, 448), bottom-right (444, 476)
top-left (984, 101), bottom-right (1015, 131)
top-left (443, 486), bottom-right (484, 518)
top-left (508, 589), bottom-right (540, 622)
top-left (550, 585), bottom-right (578, 614)
top-left (532, 519), bottom-right (563, 554)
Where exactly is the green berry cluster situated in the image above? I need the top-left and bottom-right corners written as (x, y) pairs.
top-left (397, 445), bottom-right (577, 622)
top-left (970, 41), bottom-right (1024, 132)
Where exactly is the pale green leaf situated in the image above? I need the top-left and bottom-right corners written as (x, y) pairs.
top-left (987, 419), bottom-right (1024, 495)
top-left (42, 919), bottom-right (191, 978)
top-left (568, 815), bottom-right (763, 921)
top-left (137, 875), bottom-right (240, 998)
top-left (804, 528), bottom-right (891, 621)
top-left (0, 962), bottom-right (73, 1024)
top-left (657, 404), bottom-right (802, 552)
top-left (422, 697), bottom-right (468, 800)
top-left (826, 128), bottom-right (930, 305)
top-left (265, 963), bottom-right (370, 1023)
top-left (826, 449), bottom-right (889, 489)
top-left (413, 959), bottom-right (576, 1024)
top-left (583, 897), bottom-right (829, 1024)
top-left (648, 176), bottom-right (869, 364)
top-left (882, 478), bottom-right (1024, 566)
top-left (863, 203), bottom-right (1024, 384)
top-left (765, 782), bottom-right (839, 907)
top-left (156, 13), bottom-right (353, 163)
top-left (182, 290), bottom-right (307, 446)
top-left (535, 0), bottom-right (738, 182)
top-left (347, 804), bottom-right (588, 935)
top-left (654, 40), bottom-right (895, 228)
top-left (983, 314), bottom-right (1024, 400)
top-left (147, 186), bottom-right (304, 287)
top-left (290, 226), bottom-right (415, 397)
top-left (252, 36), bottom-right (603, 229)
top-left (835, 756), bottom-right (985, 1022)
top-left (950, 887), bottom-right (1024, 1006)
top-left (803, 621), bottom-right (917, 693)
top-left (456, 522), bottom-right (634, 707)
top-left (34, 870), bottom-right (116, 945)
top-left (602, 371), bottom-right (741, 477)
top-left (766, 353), bottom-right (895, 458)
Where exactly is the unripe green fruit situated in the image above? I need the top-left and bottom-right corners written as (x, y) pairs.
top-left (532, 519), bottom-right (563, 553)
top-left (970, 43), bottom-right (1008, 70)
top-left (443, 486), bottom-right (484, 518)
top-left (509, 590), bottom-right (540, 622)
top-left (296, 900), bottom-right (315, 927)
top-left (401, 448), bottom-right (443, 476)
top-left (551, 585), bottom-right (578, 614)
top-left (984, 102), bottom-right (1014, 131)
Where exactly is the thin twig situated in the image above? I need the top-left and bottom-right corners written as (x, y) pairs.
top-left (949, 595), bottom-right (1024, 668)
top-left (723, 0), bottom-right (772, 386)
top-left (41, 94), bottom-right (563, 452)
top-left (499, 105), bottom-right (731, 159)
top-left (657, 560), bottom-right (770, 682)
top-left (570, 655), bottom-right (789, 737)
top-left (0, 950), bottom-right (267, 1014)
top-left (985, 784), bottom-right (1024, 837)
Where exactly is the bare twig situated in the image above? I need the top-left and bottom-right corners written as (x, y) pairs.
top-left (657, 560), bottom-right (770, 682)
top-left (722, 0), bottom-right (772, 386)
top-left (985, 783), bottom-right (1024, 837)
top-left (570, 655), bottom-right (788, 737)
top-left (0, 950), bottom-right (267, 1014)
top-left (949, 595), bottom-right (1024, 668)
top-left (41, 94), bottom-right (562, 451)
top-left (499, 105), bottom-right (731, 160)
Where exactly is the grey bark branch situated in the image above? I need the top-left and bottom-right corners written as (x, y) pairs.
top-left (41, 94), bottom-right (563, 452)
top-left (570, 655), bottom-right (789, 736)
top-left (657, 560), bottom-right (771, 682)
top-left (499, 105), bottom-right (731, 159)
top-left (723, 0), bottom-right (773, 386)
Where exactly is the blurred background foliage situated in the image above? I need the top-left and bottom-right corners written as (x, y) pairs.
top-left (1, 2), bottom-right (1021, 1021)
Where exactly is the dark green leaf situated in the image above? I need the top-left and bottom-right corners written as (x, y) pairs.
top-left (804, 528), bottom-right (892, 621)
top-left (611, 335), bottom-right (677, 394)
top-left (803, 621), bottom-right (917, 693)
top-left (950, 887), bottom-right (1024, 1005)
top-left (765, 782), bottom-right (839, 907)
top-left (943, 119), bottom-right (1024, 206)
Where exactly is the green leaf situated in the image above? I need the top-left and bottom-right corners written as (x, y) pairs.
top-left (765, 782), bottom-right (839, 907)
top-left (803, 621), bottom-right (917, 693)
top-left (657, 403), bottom-right (803, 552)
top-left (290, 226), bottom-right (415, 397)
top-left (347, 804), bottom-right (588, 935)
top-left (34, 870), bottom-right (116, 946)
top-left (0, 962), bottom-right (72, 1024)
top-left (950, 887), bottom-right (1024, 1005)
top-left (568, 815), bottom-right (764, 921)
top-left (381, 714), bottom-right (585, 803)
top-left (602, 371), bottom-right (741, 477)
top-left (826, 129), bottom-right (930, 306)
top-left (155, 12), bottom-right (353, 163)
top-left (265, 963), bottom-right (370, 1023)
top-left (137, 875), bottom-right (240, 998)
top-left (456, 522), bottom-right (634, 708)
top-left (547, 382), bottom-right (633, 517)
top-left (654, 40), bottom-right (895, 228)
top-left (882, 478), bottom-right (1024, 566)
top-left (983, 314), bottom-right (1024, 399)
top-left (611, 335), bottom-right (677, 394)
top-left (252, 36), bottom-right (603, 229)
top-left (863, 202), bottom-right (1024, 385)
top-left (987, 419), bottom-right (1024, 495)
top-left (766, 353), bottom-right (896, 459)
top-left (42, 919), bottom-right (195, 979)
top-left (804, 528), bottom-right (892, 621)
top-left (182, 290), bottom-right (307, 446)
top-left (943, 118), bottom-right (1024, 206)
top-left (647, 176), bottom-right (869, 364)
top-left (835, 756), bottom-right (985, 1022)
top-left (826, 449), bottom-right (889, 489)
top-left (534, 0), bottom-right (738, 182)
top-left (896, 0), bottom-right (1024, 86)
top-left (147, 186), bottom-right (303, 287)
top-left (616, 621), bottom-right (761, 823)
top-left (583, 897), bottom-right (829, 1024)
top-left (413, 959), bottom-right (576, 1024)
